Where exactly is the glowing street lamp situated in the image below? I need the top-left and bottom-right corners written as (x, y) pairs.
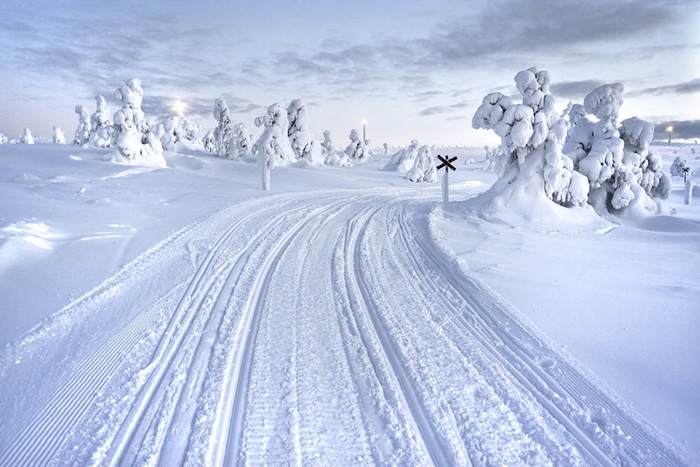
top-left (173, 100), bottom-right (186, 117)
top-left (361, 119), bottom-right (367, 142)
top-left (666, 125), bottom-right (673, 146)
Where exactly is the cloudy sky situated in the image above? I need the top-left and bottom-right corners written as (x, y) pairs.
top-left (1, 0), bottom-right (698, 146)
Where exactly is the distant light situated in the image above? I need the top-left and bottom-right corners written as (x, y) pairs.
top-left (173, 100), bottom-right (186, 115)
top-left (666, 125), bottom-right (674, 132)
top-left (361, 119), bottom-right (367, 126)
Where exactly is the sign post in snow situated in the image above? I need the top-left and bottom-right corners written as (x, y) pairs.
top-left (436, 154), bottom-right (457, 204)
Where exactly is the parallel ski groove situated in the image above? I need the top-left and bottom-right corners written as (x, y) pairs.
top-left (345, 207), bottom-right (453, 467)
top-left (401, 203), bottom-right (687, 467)
top-left (221, 201), bottom-right (348, 465)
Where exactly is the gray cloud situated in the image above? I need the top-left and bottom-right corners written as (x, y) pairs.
top-left (550, 80), bottom-right (605, 99)
top-left (418, 102), bottom-right (468, 117)
top-left (629, 78), bottom-right (700, 97)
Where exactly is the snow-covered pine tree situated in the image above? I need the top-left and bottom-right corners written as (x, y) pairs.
top-left (230, 122), bottom-right (254, 161)
top-left (53, 126), bottom-right (66, 144)
top-left (471, 67), bottom-right (589, 213)
top-left (20, 128), bottom-right (34, 144)
top-left (383, 139), bottom-right (421, 173)
top-left (563, 84), bottom-right (670, 216)
top-left (344, 129), bottom-right (370, 161)
top-left (321, 130), bottom-right (334, 156)
top-left (111, 78), bottom-right (165, 167)
top-left (287, 99), bottom-right (322, 165)
top-left (89, 95), bottom-right (112, 148)
top-left (406, 145), bottom-right (437, 183)
top-left (74, 105), bottom-right (91, 146)
top-left (213, 99), bottom-right (233, 158)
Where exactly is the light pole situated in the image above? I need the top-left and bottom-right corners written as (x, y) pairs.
top-left (361, 119), bottom-right (367, 143)
top-left (666, 125), bottom-right (673, 146)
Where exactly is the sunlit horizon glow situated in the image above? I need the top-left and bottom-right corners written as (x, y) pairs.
top-left (173, 100), bottom-right (186, 116)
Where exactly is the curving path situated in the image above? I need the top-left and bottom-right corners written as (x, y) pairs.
top-left (0, 191), bottom-right (687, 466)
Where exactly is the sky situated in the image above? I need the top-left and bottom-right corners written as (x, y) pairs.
top-left (0, 0), bottom-right (699, 147)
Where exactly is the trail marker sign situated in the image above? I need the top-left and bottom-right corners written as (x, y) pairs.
top-left (437, 154), bottom-right (457, 204)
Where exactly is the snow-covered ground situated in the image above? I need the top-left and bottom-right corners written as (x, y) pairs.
top-left (0, 142), bottom-right (698, 465)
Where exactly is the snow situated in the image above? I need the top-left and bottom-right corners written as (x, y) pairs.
top-left (0, 142), bottom-right (698, 465)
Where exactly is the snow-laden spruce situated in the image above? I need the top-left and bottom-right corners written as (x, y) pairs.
top-left (564, 83), bottom-right (670, 216)
top-left (287, 99), bottom-right (323, 166)
top-left (111, 78), bottom-right (165, 167)
top-left (0, 133), bottom-right (7, 145)
top-left (212, 99), bottom-right (233, 158)
top-left (89, 95), bottom-right (112, 148)
top-left (229, 122), bottom-right (254, 161)
top-left (53, 126), bottom-right (66, 144)
top-left (254, 103), bottom-right (296, 190)
top-left (406, 145), bottom-right (437, 183)
top-left (383, 139), bottom-right (421, 173)
top-left (321, 130), bottom-right (333, 156)
top-left (670, 156), bottom-right (688, 177)
top-left (74, 105), bottom-right (91, 146)
top-left (344, 129), bottom-right (370, 161)
top-left (470, 67), bottom-right (670, 222)
top-left (20, 128), bottom-right (34, 145)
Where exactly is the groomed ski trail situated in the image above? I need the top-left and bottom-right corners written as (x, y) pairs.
top-left (0, 191), bottom-right (689, 466)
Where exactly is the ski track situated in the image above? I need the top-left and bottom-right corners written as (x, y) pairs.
top-left (0, 191), bottom-right (690, 466)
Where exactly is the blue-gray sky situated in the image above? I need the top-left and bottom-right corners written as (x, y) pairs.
top-left (1, 0), bottom-right (698, 146)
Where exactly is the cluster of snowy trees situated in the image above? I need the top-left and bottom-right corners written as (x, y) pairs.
top-left (472, 67), bottom-right (671, 217)
top-left (71, 79), bottom-right (204, 167)
top-left (204, 97), bottom-right (373, 172)
top-left (382, 139), bottom-right (438, 183)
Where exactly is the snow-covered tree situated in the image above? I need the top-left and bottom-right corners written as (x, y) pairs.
top-left (53, 126), bottom-right (66, 144)
top-left (159, 116), bottom-right (181, 151)
top-left (287, 99), bottom-right (323, 165)
top-left (213, 99), bottom-right (233, 158)
top-left (230, 122), bottom-right (254, 161)
top-left (344, 129), bottom-right (370, 161)
top-left (74, 104), bottom-right (91, 145)
top-left (254, 103), bottom-right (296, 189)
top-left (20, 128), bottom-right (34, 144)
top-left (406, 145), bottom-right (437, 183)
top-left (670, 156), bottom-right (688, 177)
top-left (562, 83), bottom-right (670, 216)
top-left (383, 139), bottom-right (421, 173)
top-left (471, 67), bottom-right (589, 219)
top-left (88, 95), bottom-right (112, 148)
top-left (111, 78), bottom-right (165, 167)
top-left (383, 143), bottom-right (388, 155)
top-left (321, 130), bottom-right (334, 156)
top-left (202, 130), bottom-right (216, 153)
top-left (0, 134), bottom-right (7, 145)
top-left (180, 117), bottom-right (201, 143)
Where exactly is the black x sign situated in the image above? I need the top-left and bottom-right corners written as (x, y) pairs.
top-left (436, 155), bottom-right (458, 171)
